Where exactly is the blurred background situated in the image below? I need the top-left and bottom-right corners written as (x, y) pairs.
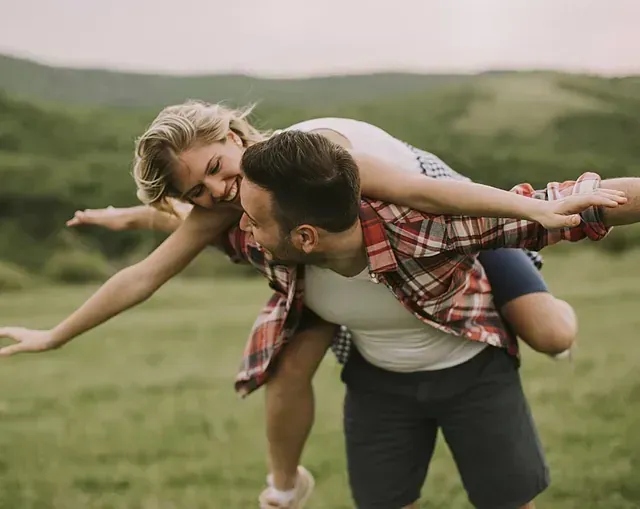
top-left (0, 1), bottom-right (639, 508)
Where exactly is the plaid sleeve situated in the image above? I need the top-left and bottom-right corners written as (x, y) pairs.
top-left (449, 172), bottom-right (610, 253)
top-left (397, 172), bottom-right (610, 257)
top-left (410, 146), bottom-right (544, 270)
top-left (235, 291), bottom-right (290, 397)
top-left (218, 225), bottom-right (252, 263)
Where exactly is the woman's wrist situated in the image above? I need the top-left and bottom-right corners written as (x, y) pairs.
top-left (519, 198), bottom-right (548, 223)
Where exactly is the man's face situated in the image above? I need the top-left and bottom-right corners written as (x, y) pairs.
top-left (239, 179), bottom-right (324, 265)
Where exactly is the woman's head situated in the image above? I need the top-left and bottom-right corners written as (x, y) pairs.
top-left (133, 100), bottom-right (268, 211)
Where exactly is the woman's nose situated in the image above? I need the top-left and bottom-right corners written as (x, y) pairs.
top-left (204, 177), bottom-right (227, 200)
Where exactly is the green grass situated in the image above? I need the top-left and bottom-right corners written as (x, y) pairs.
top-left (0, 251), bottom-right (639, 508)
top-left (454, 73), bottom-right (607, 136)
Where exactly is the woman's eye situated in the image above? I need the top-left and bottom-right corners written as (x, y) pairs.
top-left (207, 161), bottom-right (220, 175)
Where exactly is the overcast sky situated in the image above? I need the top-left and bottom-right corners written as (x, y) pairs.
top-left (1, 0), bottom-right (638, 76)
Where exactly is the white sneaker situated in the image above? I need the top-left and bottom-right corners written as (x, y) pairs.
top-left (258, 466), bottom-right (315, 509)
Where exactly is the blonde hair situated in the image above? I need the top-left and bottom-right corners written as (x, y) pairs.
top-left (133, 100), bottom-right (269, 211)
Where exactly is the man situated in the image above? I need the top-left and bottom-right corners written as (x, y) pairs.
top-left (220, 130), bottom-right (637, 508)
top-left (63, 153), bottom-right (582, 508)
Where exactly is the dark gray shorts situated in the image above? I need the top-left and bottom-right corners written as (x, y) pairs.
top-left (342, 346), bottom-right (549, 509)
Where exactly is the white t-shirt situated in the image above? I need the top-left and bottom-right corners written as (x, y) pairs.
top-left (286, 118), bottom-right (487, 372)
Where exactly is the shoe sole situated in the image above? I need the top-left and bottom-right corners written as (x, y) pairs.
top-left (294, 466), bottom-right (315, 508)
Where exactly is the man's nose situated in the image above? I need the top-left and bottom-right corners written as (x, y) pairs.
top-left (239, 213), bottom-right (251, 232)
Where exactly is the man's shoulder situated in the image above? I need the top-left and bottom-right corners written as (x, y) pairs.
top-left (359, 199), bottom-right (450, 259)
top-left (360, 198), bottom-right (441, 226)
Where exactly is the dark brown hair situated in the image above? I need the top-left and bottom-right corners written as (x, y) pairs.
top-left (241, 130), bottom-right (361, 233)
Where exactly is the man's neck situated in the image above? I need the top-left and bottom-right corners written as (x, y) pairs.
top-left (317, 221), bottom-right (368, 278)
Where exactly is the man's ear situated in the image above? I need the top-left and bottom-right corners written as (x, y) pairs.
top-left (291, 224), bottom-right (320, 254)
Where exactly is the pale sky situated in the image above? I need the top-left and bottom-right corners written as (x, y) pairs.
top-left (1, 0), bottom-right (639, 77)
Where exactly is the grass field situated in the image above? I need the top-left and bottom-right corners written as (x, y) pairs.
top-left (1, 250), bottom-right (639, 509)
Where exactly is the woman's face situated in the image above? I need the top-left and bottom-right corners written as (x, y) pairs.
top-left (171, 132), bottom-right (245, 209)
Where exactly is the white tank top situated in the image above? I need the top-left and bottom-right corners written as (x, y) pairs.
top-left (285, 117), bottom-right (487, 372)
top-left (285, 117), bottom-right (422, 175)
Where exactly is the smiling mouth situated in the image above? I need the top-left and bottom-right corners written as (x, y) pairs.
top-left (256, 243), bottom-right (272, 258)
top-left (223, 177), bottom-right (241, 202)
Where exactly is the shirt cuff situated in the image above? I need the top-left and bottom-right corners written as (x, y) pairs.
top-left (572, 172), bottom-right (611, 240)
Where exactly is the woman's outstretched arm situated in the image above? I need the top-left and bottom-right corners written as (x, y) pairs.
top-left (0, 206), bottom-right (239, 356)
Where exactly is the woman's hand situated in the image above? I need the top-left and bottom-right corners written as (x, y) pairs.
top-left (0, 328), bottom-right (62, 357)
top-left (67, 204), bottom-right (187, 233)
top-left (66, 206), bottom-right (141, 231)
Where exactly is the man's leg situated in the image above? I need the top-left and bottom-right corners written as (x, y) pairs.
top-left (265, 312), bottom-right (336, 490)
top-left (478, 248), bottom-right (577, 355)
top-left (342, 350), bottom-right (435, 509)
top-left (438, 346), bottom-right (549, 509)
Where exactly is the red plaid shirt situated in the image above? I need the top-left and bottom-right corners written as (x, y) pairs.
top-left (223, 172), bottom-right (610, 396)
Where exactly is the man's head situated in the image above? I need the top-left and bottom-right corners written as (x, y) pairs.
top-left (238, 130), bottom-right (361, 263)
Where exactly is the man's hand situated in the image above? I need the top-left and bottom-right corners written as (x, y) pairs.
top-left (0, 328), bottom-right (62, 357)
top-left (66, 206), bottom-right (139, 231)
top-left (530, 188), bottom-right (627, 229)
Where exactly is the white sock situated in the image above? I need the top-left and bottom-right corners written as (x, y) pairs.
top-left (553, 348), bottom-right (573, 360)
top-left (265, 486), bottom-right (296, 505)
top-left (266, 474), bottom-right (297, 505)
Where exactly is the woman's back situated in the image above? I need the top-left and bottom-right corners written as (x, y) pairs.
top-left (285, 117), bottom-right (421, 174)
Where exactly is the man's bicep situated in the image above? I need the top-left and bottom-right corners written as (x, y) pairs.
top-left (409, 214), bottom-right (503, 255)
top-left (409, 214), bottom-right (542, 256)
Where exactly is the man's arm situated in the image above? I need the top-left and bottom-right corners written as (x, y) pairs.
top-left (600, 178), bottom-right (640, 226)
top-left (404, 172), bottom-right (628, 256)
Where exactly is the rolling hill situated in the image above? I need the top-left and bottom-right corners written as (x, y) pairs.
top-left (0, 54), bottom-right (466, 108)
top-left (1, 55), bottom-right (639, 278)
